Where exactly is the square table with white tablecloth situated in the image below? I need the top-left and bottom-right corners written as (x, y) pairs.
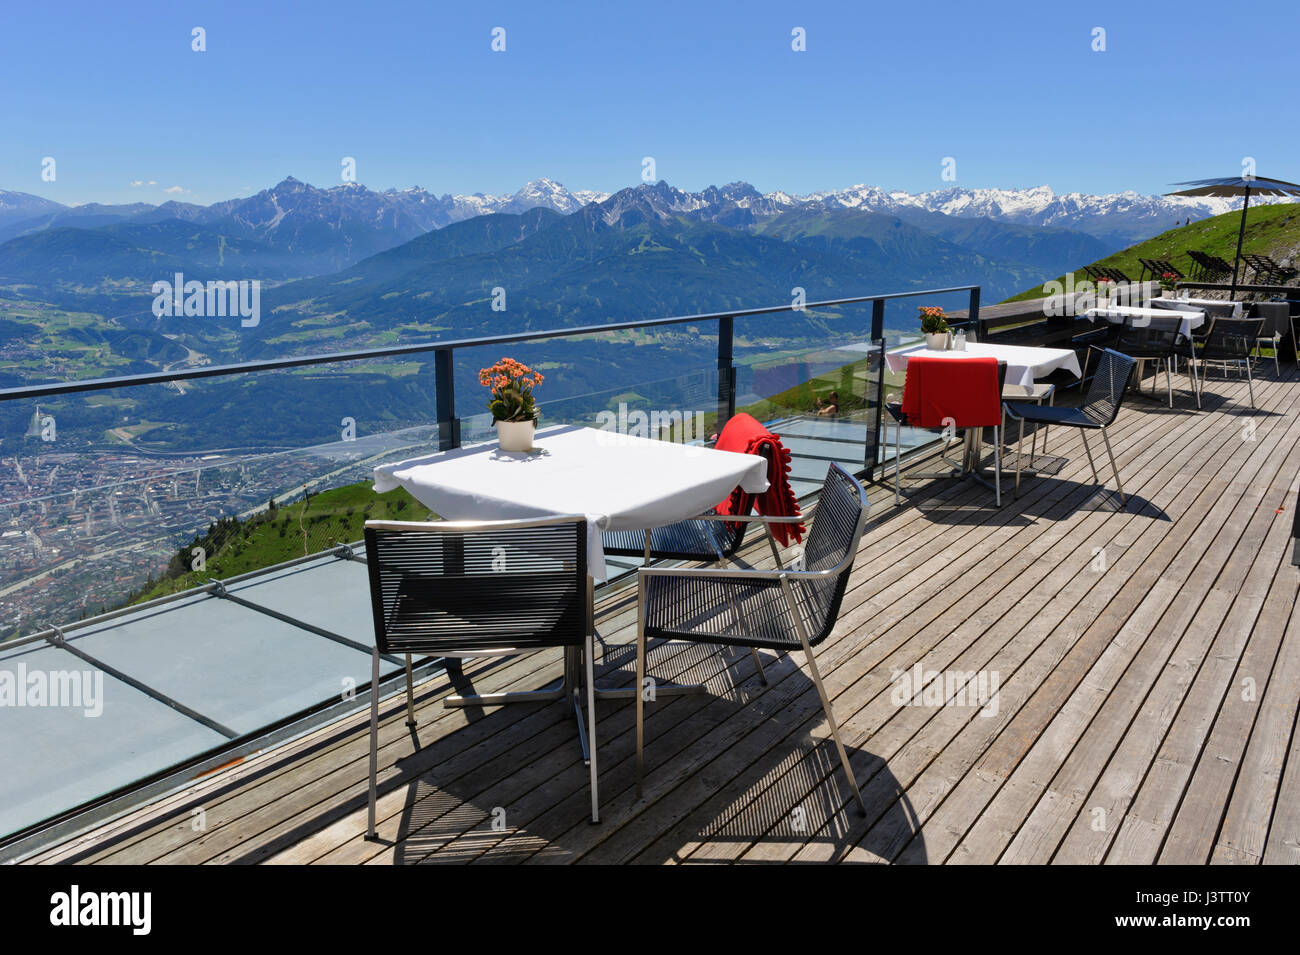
top-left (1086, 305), bottom-right (1205, 339)
top-left (884, 340), bottom-right (1082, 388)
top-left (373, 424), bottom-right (770, 580)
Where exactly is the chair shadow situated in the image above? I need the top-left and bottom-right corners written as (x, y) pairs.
top-left (651, 736), bottom-right (925, 865)
top-left (896, 463), bottom-right (1167, 524)
top-left (1126, 388), bottom-right (1280, 418)
top-left (373, 643), bottom-right (927, 865)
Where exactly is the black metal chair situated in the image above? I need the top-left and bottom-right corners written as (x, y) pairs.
top-left (1003, 348), bottom-right (1137, 504)
top-left (634, 464), bottom-right (871, 815)
top-left (362, 516), bottom-right (599, 833)
top-left (601, 443), bottom-right (783, 566)
top-left (1195, 318), bottom-right (1267, 408)
top-left (1248, 302), bottom-right (1290, 375)
top-left (1110, 314), bottom-right (1197, 408)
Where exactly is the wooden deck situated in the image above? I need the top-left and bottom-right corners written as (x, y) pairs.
top-left (28, 363), bottom-right (1300, 865)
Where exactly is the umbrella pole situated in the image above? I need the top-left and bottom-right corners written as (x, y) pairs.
top-left (1230, 184), bottom-right (1251, 299)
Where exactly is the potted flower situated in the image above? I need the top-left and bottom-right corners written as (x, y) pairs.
top-left (918, 306), bottom-right (950, 350)
top-left (1159, 272), bottom-right (1179, 296)
top-left (480, 357), bottom-right (543, 452)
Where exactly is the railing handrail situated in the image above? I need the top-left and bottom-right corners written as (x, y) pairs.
top-left (0, 286), bottom-right (980, 402)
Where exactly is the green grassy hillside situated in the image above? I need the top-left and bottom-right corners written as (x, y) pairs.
top-left (1003, 202), bottom-right (1300, 302)
top-left (128, 482), bottom-right (432, 603)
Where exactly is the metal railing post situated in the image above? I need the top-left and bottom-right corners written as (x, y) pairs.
top-left (868, 298), bottom-right (886, 476)
top-left (717, 316), bottom-right (735, 431)
top-left (969, 287), bottom-right (982, 339)
top-left (434, 347), bottom-right (460, 450)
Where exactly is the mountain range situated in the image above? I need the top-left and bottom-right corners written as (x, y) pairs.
top-left (0, 178), bottom-right (1086, 352)
top-left (0, 175), bottom-right (1267, 266)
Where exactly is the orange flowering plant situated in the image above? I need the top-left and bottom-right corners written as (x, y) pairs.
top-left (918, 306), bottom-right (949, 334)
top-left (479, 357), bottom-right (544, 423)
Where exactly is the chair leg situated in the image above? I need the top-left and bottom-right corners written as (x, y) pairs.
top-left (993, 424), bottom-right (1001, 507)
top-left (585, 632), bottom-right (599, 824)
top-left (765, 524), bottom-right (784, 570)
top-left (1079, 430), bottom-right (1100, 483)
top-left (1165, 359), bottom-right (1173, 408)
top-left (366, 646), bottom-right (380, 841)
top-left (750, 648), bottom-right (769, 685)
top-left (1101, 427), bottom-right (1126, 506)
top-left (1027, 401), bottom-right (1038, 466)
top-left (1014, 415), bottom-right (1026, 497)
top-left (1245, 356), bottom-right (1256, 408)
top-left (635, 578), bottom-right (647, 798)
top-left (1043, 391), bottom-right (1053, 455)
top-left (404, 653), bottom-right (416, 727)
top-left (780, 579), bottom-right (864, 816)
top-left (803, 641), bottom-right (864, 815)
top-left (1190, 352), bottom-right (1202, 410)
top-left (780, 605), bottom-right (863, 815)
top-left (894, 419), bottom-right (902, 506)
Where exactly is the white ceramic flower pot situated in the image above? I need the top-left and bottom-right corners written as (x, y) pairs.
top-left (496, 418), bottom-right (536, 452)
top-left (924, 332), bottom-right (949, 351)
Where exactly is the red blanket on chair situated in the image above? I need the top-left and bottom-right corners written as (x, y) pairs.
top-left (712, 413), bottom-right (805, 546)
top-left (900, 356), bottom-right (1002, 429)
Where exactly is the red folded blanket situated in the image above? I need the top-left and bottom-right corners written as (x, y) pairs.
top-left (712, 412), bottom-right (805, 546)
top-left (900, 356), bottom-right (1002, 429)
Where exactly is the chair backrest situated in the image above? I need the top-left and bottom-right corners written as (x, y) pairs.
top-left (363, 516), bottom-right (587, 655)
top-left (795, 464), bottom-right (869, 647)
top-left (1248, 302), bottom-right (1290, 339)
top-left (1203, 318), bottom-right (1266, 358)
top-left (1201, 302), bottom-right (1238, 320)
top-left (901, 356), bottom-right (1002, 429)
top-left (1118, 314), bottom-right (1186, 350)
top-left (1082, 348), bottom-right (1137, 426)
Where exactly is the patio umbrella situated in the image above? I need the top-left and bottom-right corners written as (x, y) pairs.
top-left (1165, 175), bottom-right (1300, 296)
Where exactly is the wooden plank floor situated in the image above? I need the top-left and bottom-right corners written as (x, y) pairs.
top-left (26, 363), bottom-right (1300, 865)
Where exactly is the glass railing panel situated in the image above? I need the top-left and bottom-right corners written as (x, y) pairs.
top-left (0, 360), bottom-right (452, 839)
top-left (0, 635), bottom-right (231, 840)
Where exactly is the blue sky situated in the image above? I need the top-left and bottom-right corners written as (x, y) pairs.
top-left (3, 0), bottom-right (1297, 206)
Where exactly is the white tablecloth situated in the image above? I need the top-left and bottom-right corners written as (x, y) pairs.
top-left (1149, 297), bottom-right (1243, 319)
top-left (1087, 305), bottom-right (1205, 338)
top-left (884, 341), bottom-right (1082, 387)
top-left (373, 425), bottom-right (770, 579)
